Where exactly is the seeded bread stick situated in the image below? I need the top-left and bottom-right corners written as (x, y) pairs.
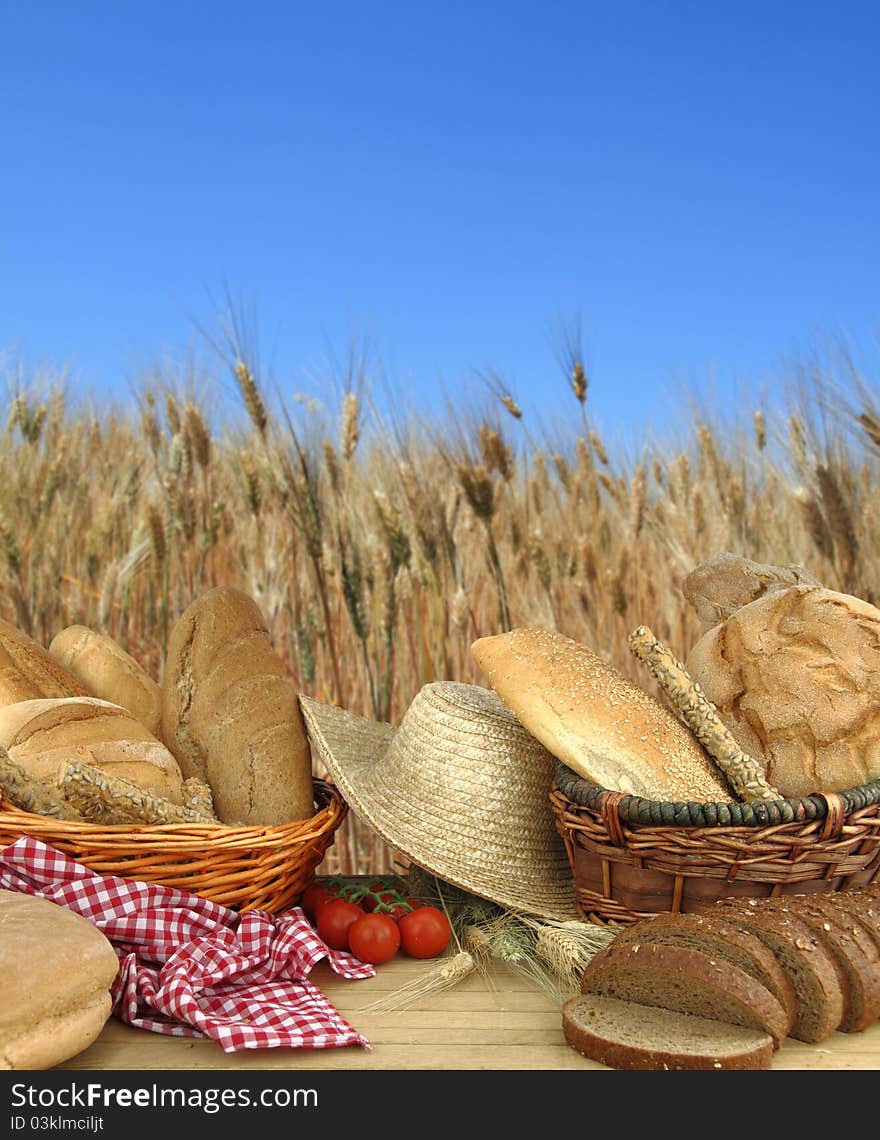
top-left (0, 748), bottom-right (84, 820)
top-left (627, 625), bottom-right (780, 802)
top-left (182, 776), bottom-right (219, 821)
top-left (57, 761), bottom-right (219, 825)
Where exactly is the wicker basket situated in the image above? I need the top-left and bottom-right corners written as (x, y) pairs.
top-left (0, 778), bottom-right (347, 913)
top-left (550, 761), bottom-right (880, 926)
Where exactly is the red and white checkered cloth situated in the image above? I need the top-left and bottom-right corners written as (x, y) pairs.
top-left (0, 836), bottom-right (374, 1052)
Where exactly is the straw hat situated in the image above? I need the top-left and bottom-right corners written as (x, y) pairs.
top-left (299, 681), bottom-right (578, 922)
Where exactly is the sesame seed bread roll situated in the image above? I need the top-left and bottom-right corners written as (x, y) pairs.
top-left (471, 627), bottom-right (732, 802)
top-left (49, 625), bottom-right (162, 737)
top-left (160, 586), bottom-right (315, 826)
top-left (0, 696), bottom-right (184, 804)
top-left (0, 617), bottom-right (92, 707)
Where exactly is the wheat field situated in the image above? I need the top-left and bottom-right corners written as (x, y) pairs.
top-left (1, 347), bottom-right (878, 873)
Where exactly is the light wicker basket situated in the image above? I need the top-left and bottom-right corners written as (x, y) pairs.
top-left (550, 761), bottom-right (880, 926)
top-left (0, 778), bottom-right (347, 913)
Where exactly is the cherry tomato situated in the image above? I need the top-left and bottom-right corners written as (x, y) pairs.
top-left (397, 906), bottom-right (452, 959)
top-left (347, 913), bottom-right (401, 965)
top-left (317, 899), bottom-right (365, 950)
top-left (301, 883), bottom-right (337, 923)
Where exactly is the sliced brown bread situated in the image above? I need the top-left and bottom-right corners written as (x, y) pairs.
top-left (562, 993), bottom-right (775, 1071)
top-left (827, 887), bottom-right (880, 952)
top-left (711, 901), bottom-right (845, 1042)
top-left (608, 911), bottom-right (797, 1035)
top-left (579, 941), bottom-right (790, 1047)
top-left (723, 897), bottom-right (869, 1034)
top-left (769, 895), bottom-right (880, 1033)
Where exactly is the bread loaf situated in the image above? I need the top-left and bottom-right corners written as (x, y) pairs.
top-left (579, 940), bottom-right (790, 1048)
top-left (49, 625), bottom-right (162, 737)
top-left (709, 900), bottom-right (845, 1043)
top-left (0, 617), bottom-right (91, 707)
top-left (606, 911), bottom-right (797, 1034)
top-left (685, 585), bottom-right (880, 796)
top-left (0, 697), bottom-right (184, 804)
top-left (562, 993), bottom-right (775, 1070)
top-left (0, 890), bottom-right (119, 1069)
top-left (682, 553), bottom-right (821, 628)
top-left (161, 586), bottom-right (314, 825)
top-left (471, 627), bottom-right (732, 802)
top-left (728, 895), bottom-right (880, 1035)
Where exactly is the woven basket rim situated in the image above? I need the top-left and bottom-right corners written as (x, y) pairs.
top-left (553, 760), bottom-right (880, 829)
top-left (0, 776), bottom-right (344, 843)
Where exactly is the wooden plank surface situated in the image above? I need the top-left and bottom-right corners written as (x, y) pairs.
top-left (61, 954), bottom-right (880, 1071)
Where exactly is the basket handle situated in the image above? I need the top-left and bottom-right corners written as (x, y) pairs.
top-left (818, 792), bottom-right (846, 841)
top-left (599, 790), bottom-right (627, 847)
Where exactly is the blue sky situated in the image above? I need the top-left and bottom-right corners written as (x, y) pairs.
top-left (2, 1), bottom-right (878, 446)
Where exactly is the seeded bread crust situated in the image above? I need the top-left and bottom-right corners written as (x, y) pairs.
top-left (562, 993), bottom-right (775, 1071)
top-left (819, 889), bottom-right (880, 952)
top-left (579, 940), bottom-right (790, 1048)
top-left (0, 696), bottom-right (184, 803)
top-left (753, 896), bottom-right (880, 1033)
top-left (471, 627), bottom-right (732, 801)
top-left (710, 902), bottom-right (845, 1043)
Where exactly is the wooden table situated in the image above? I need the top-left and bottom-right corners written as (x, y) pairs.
top-left (62, 954), bottom-right (880, 1071)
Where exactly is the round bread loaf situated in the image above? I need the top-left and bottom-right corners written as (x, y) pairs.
top-left (682, 553), bottom-right (821, 628)
top-left (471, 627), bottom-right (732, 802)
top-left (49, 625), bottom-right (162, 737)
top-left (160, 586), bottom-right (315, 825)
top-left (685, 585), bottom-right (880, 796)
top-left (0, 696), bottom-right (185, 803)
top-left (0, 890), bottom-right (119, 1069)
top-left (0, 617), bottom-right (91, 707)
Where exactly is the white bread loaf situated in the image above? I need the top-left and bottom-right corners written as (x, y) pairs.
top-left (0, 697), bottom-right (185, 804)
top-left (48, 625), bottom-right (162, 737)
top-left (685, 584), bottom-right (880, 797)
top-left (0, 617), bottom-right (92, 707)
top-left (160, 586), bottom-right (314, 825)
top-left (0, 890), bottom-right (119, 1069)
top-left (471, 627), bottom-right (732, 802)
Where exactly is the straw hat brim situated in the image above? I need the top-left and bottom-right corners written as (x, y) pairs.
top-left (300, 688), bottom-right (578, 922)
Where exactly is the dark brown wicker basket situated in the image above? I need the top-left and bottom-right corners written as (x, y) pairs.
top-left (550, 761), bottom-right (880, 926)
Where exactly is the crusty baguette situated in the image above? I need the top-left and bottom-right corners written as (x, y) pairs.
top-left (0, 696), bottom-right (184, 804)
top-left (160, 586), bottom-right (314, 825)
top-left (0, 617), bottom-right (91, 707)
top-left (471, 627), bottom-right (732, 802)
top-left (0, 890), bottom-right (119, 1070)
top-left (562, 993), bottom-right (775, 1070)
top-left (49, 625), bottom-right (162, 737)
